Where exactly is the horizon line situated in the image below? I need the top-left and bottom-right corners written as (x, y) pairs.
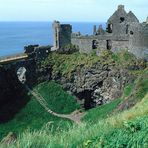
top-left (0, 21), bottom-right (106, 23)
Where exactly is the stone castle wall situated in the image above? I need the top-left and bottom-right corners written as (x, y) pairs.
top-left (71, 34), bottom-right (130, 54)
top-left (52, 5), bottom-right (148, 60)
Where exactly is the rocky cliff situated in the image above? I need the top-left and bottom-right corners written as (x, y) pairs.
top-left (39, 50), bottom-right (146, 109)
top-left (56, 63), bottom-right (131, 109)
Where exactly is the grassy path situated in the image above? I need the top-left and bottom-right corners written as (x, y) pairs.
top-left (25, 85), bottom-right (84, 124)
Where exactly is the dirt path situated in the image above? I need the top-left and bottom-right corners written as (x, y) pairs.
top-left (25, 85), bottom-right (84, 124)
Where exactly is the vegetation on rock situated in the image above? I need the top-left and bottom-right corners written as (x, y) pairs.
top-left (0, 50), bottom-right (147, 147)
top-left (41, 50), bottom-right (146, 78)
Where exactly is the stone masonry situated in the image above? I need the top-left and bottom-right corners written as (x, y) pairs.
top-left (52, 5), bottom-right (148, 60)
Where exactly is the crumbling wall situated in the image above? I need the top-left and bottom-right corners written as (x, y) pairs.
top-left (96, 40), bottom-right (106, 50)
top-left (111, 40), bottom-right (129, 52)
top-left (128, 23), bottom-right (148, 59)
top-left (71, 37), bottom-right (93, 53)
top-left (53, 5), bottom-right (148, 60)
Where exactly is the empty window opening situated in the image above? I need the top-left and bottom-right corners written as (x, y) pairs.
top-left (126, 25), bottom-right (129, 34)
top-left (107, 24), bottom-right (113, 33)
top-left (120, 17), bottom-right (125, 23)
top-left (130, 31), bottom-right (134, 35)
top-left (92, 40), bottom-right (98, 49)
top-left (107, 40), bottom-right (112, 50)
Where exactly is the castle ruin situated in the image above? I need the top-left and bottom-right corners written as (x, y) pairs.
top-left (51, 21), bottom-right (72, 50)
top-left (52, 5), bottom-right (148, 59)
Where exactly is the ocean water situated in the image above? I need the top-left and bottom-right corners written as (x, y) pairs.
top-left (0, 22), bottom-right (105, 56)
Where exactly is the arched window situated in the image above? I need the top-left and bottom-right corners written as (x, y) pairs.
top-left (120, 17), bottom-right (125, 23)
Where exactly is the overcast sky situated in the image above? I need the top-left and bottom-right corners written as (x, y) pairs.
top-left (0, 0), bottom-right (147, 22)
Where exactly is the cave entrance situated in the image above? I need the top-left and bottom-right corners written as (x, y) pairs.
top-left (76, 90), bottom-right (94, 110)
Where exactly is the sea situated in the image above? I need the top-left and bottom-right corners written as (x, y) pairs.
top-left (0, 22), bottom-right (105, 57)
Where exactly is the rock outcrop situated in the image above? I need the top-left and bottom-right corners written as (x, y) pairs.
top-left (34, 49), bottom-right (147, 110)
top-left (52, 63), bottom-right (131, 109)
top-left (39, 52), bottom-right (134, 110)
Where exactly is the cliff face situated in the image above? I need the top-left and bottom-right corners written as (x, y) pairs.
top-left (39, 51), bottom-right (145, 110)
top-left (52, 63), bottom-right (132, 109)
top-left (0, 66), bottom-right (28, 123)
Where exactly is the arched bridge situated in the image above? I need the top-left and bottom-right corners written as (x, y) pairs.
top-left (0, 45), bottom-right (51, 85)
top-left (0, 52), bottom-right (36, 85)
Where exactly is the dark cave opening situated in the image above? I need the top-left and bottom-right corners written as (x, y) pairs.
top-left (76, 90), bottom-right (94, 110)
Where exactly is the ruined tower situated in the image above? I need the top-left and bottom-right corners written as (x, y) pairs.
top-left (52, 21), bottom-right (72, 51)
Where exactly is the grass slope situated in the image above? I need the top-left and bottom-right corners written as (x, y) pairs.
top-left (2, 67), bottom-right (147, 147)
top-left (0, 81), bottom-right (79, 140)
top-left (34, 81), bottom-right (79, 114)
top-left (0, 51), bottom-right (147, 147)
top-left (116, 68), bottom-right (148, 111)
top-left (82, 98), bottom-right (121, 123)
top-left (7, 93), bottom-right (147, 148)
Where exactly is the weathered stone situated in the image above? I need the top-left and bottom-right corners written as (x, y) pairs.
top-left (53, 5), bottom-right (148, 60)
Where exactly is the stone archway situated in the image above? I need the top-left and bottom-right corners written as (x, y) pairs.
top-left (16, 67), bottom-right (27, 84)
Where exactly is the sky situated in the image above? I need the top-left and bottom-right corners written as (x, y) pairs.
top-left (0, 0), bottom-right (147, 22)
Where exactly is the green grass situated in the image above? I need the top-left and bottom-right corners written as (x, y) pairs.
top-left (134, 69), bottom-right (148, 100)
top-left (82, 98), bottom-right (121, 123)
top-left (3, 67), bottom-right (146, 148)
top-left (123, 83), bottom-right (134, 97)
top-left (116, 68), bottom-right (148, 110)
top-left (41, 51), bottom-right (111, 77)
top-left (34, 81), bottom-right (80, 114)
top-left (4, 93), bottom-right (148, 148)
top-left (111, 50), bottom-right (146, 68)
top-left (1, 51), bottom-right (147, 147)
top-left (43, 52), bottom-right (99, 76)
top-left (0, 81), bottom-right (79, 140)
top-left (41, 50), bottom-right (147, 80)
top-left (83, 115), bottom-right (148, 148)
